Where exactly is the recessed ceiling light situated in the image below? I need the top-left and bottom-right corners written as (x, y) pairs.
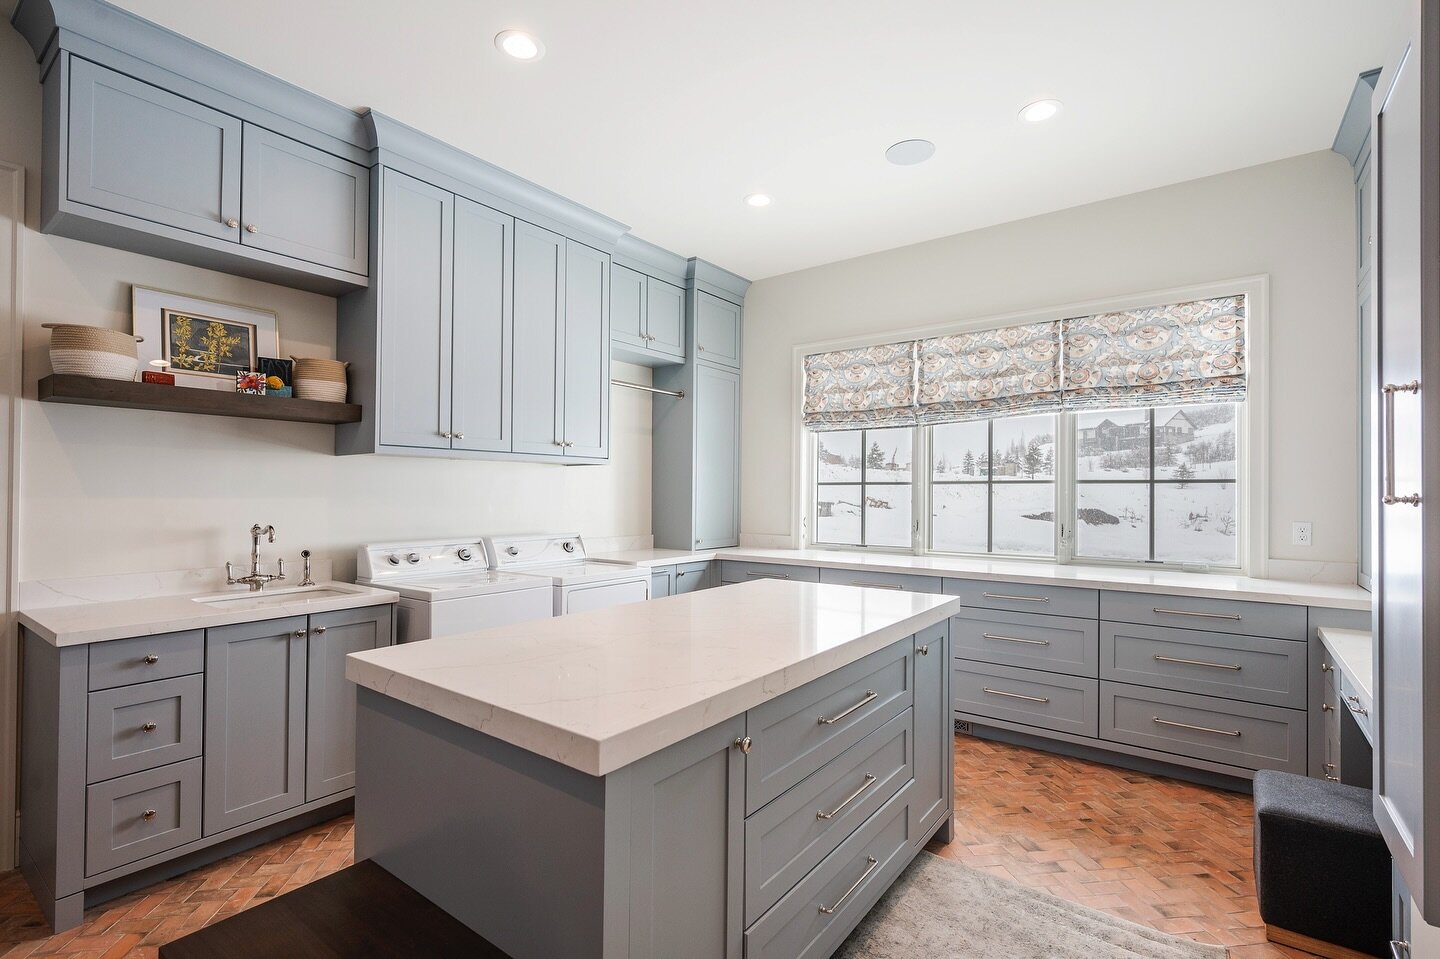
top-left (745, 193), bottom-right (772, 208)
top-left (1019, 99), bottom-right (1063, 123)
top-left (495, 30), bottom-right (544, 61)
top-left (885, 139), bottom-right (936, 166)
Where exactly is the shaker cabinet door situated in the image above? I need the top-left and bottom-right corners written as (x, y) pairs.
top-left (646, 279), bottom-right (686, 359)
top-left (695, 291), bottom-right (741, 369)
top-left (511, 221), bottom-right (565, 455)
top-left (67, 57), bottom-right (241, 242)
top-left (306, 606), bottom-right (392, 801)
top-left (239, 124), bottom-right (368, 276)
top-left (694, 364), bottom-right (741, 548)
top-left (203, 617), bottom-right (307, 835)
top-left (377, 170), bottom-right (453, 450)
top-left (611, 264), bottom-right (647, 348)
top-left (562, 240), bottom-right (610, 458)
top-left (451, 197), bottom-right (513, 453)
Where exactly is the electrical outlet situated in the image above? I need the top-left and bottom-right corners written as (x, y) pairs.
top-left (1292, 522), bottom-right (1313, 547)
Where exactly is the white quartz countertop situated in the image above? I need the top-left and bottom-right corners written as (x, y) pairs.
top-left (19, 582), bottom-right (399, 647)
top-left (1318, 626), bottom-right (1374, 703)
top-left (346, 579), bottom-right (962, 777)
top-left (592, 548), bottom-right (719, 568)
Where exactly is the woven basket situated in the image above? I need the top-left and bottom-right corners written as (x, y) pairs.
top-left (43, 324), bottom-right (143, 381)
top-left (291, 356), bottom-right (348, 402)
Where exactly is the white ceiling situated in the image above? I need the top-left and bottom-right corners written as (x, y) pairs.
top-left (103, 0), bottom-right (1408, 280)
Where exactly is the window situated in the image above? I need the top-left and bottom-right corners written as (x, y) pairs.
top-left (931, 414), bottom-right (1057, 556)
top-left (814, 428), bottom-right (913, 548)
top-left (1073, 403), bottom-right (1239, 566)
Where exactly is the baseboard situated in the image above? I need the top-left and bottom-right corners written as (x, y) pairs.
top-left (1266, 924), bottom-right (1378, 959)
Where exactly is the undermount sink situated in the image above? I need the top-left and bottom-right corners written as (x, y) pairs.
top-left (192, 583), bottom-right (366, 609)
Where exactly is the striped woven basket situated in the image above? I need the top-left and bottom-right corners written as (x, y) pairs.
top-left (42, 324), bottom-right (143, 381)
top-left (291, 356), bottom-right (348, 403)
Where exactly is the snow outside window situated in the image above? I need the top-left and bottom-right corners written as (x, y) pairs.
top-left (930, 414), bottom-right (1057, 557)
top-left (814, 429), bottom-right (914, 548)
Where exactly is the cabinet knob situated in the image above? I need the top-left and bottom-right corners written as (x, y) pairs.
top-left (454, 432), bottom-right (464, 440)
top-left (1325, 775), bottom-right (1340, 782)
top-left (1321, 662), bottom-right (1333, 673)
top-left (1322, 703), bottom-right (1335, 712)
top-left (313, 626), bottom-right (327, 635)
top-left (917, 644), bottom-right (930, 656)
top-left (697, 345), bottom-right (706, 352)
top-left (224, 218), bottom-right (239, 229)
top-left (245, 224), bottom-right (259, 234)
top-left (734, 736), bottom-right (752, 754)
top-left (440, 431), bottom-right (453, 439)
top-left (294, 629), bottom-right (307, 639)
top-left (141, 722), bottom-right (157, 733)
top-left (142, 654), bottom-right (159, 665)
top-left (141, 809), bottom-right (157, 822)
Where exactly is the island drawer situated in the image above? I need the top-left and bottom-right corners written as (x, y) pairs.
top-left (744, 783), bottom-right (915, 959)
top-left (1100, 623), bottom-right (1307, 709)
top-left (745, 641), bottom-right (911, 814)
top-left (1100, 591), bottom-right (1306, 641)
top-left (1099, 682), bottom-right (1307, 773)
top-left (818, 567), bottom-right (943, 594)
top-left (1339, 669), bottom-right (1372, 743)
top-left (89, 630), bottom-right (205, 691)
top-left (723, 561), bottom-right (820, 585)
top-left (85, 757), bottom-right (202, 876)
top-left (952, 661), bottom-right (1098, 738)
top-left (86, 674), bottom-right (203, 783)
top-left (950, 609), bottom-right (1098, 677)
top-left (944, 579), bottom-right (1098, 619)
top-left (745, 708), bottom-right (913, 924)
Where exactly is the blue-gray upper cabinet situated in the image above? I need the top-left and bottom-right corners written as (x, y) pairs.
top-left (54, 56), bottom-right (368, 293)
top-left (511, 222), bottom-right (567, 456)
top-left (451, 197), bottom-right (514, 454)
top-left (376, 171), bottom-right (454, 451)
top-left (203, 617), bottom-right (307, 835)
top-left (67, 57), bottom-right (242, 243)
top-left (563, 239), bottom-right (611, 458)
top-left (612, 264), bottom-right (685, 366)
top-left (695, 291), bottom-right (742, 369)
top-left (239, 124), bottom-right (368, 276)
top-left (694, 364), bottom-right (741, 548)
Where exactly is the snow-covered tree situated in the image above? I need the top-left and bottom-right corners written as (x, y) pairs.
top-left (1175, 459), bottom-right (1195, 488)
top-left (1023, 438), bottom-right (1043, 479)
top-left (1156, 443), bottom-right (1175, 468)
top-left (866, 440), bottom-right (885, 470)
top-left (962, 450), bottom-right (975, 476)
top-left (1042, 448), bottom-right (1054, 476)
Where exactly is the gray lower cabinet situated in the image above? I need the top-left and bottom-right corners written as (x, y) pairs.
top-left (650, 566), bottom-right (674, 598)
top-left (674, 561), bottom-right (712, 594)
top-left (818, 567), bottom-right (943, 594)
top-left (910, 622), bottom-right (952, 845)
top-left (203, 616), bottom-right (309, 834)
top-left (18, 602), bottom-right (395, 933)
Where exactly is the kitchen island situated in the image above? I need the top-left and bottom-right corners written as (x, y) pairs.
top-left (345, 579), bottom-right (961, 959)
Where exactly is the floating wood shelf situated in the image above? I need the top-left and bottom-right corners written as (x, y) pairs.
top-left (38, 374), bottom-right (363, 425)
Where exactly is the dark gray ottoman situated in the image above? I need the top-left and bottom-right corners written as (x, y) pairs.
top-left (1253, 769), bottom-right (1390, 958)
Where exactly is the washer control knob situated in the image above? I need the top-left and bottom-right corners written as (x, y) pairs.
top-left (457, 547), bottom-right (474, 562)
top-left (387, 554), bottom-right (401, 566)
top-left (407, 552), bottom-right (421, 565)
top-left (505, 546), bottom-right (519, 556)
top-left (562, 541), bottom-right (577, 553)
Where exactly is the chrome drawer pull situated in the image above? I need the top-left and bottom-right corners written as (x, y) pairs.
top-left (916, 644), bottom-right (930, 656)
top-left (1326, 775), bottom-right (1341, 782)
top-left (819, 856), bottom-right (879, 915)
top-left (1152, 607), bottom-right (1242, 621)
top-left (747, 571), bottom-right (790, 580)
top-left (1345, 695), bottom-right (1369, 716)
top-left (982, 632), bottom-right (1050, 647)
top-left (1383, 381), bottom-right (1423, 506)
top-left (141, 722), bottom-right (158, 733)
top-left (1153, 654), bottom-right (1241, 671)
top-left (816, 773), bottom-right (878, 821)
top-left (983, 687), bottom-right (1050, 704)
top-left (852, 581), bottom-right (903, 590)
top-left (143, 654), bottom-right (160, 665)
top-left (1152, 716), bottom-right (1241, 737)
top-left (141, 809), bottom-right (157, 822)
top-left (819, 690), bottom-right (877, 725)
top-left (982, 592), bottom-right (1048, 604)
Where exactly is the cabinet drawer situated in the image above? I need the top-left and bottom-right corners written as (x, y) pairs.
top-left (89, 630), bottom-right (204, 690)
top-left (952, 661), bottom-right (1098, 737)
top-left (745, 641), bottom-right (911, 815)
top-left (1100, 623), bottom-right (1308, 709)
top-left (745, 709), bottom-right (912, 924)
top-left (1100, 681), bottom-right (1306, 773)
top-left (943, 579), bottom-right (1097, 619)
top-left (1339, 669), bottom-right (1373, 743)
top-left (1100, 591), bottom-right (1306, 641)
top-left (950, 609), bottom-right (1098, 677)
top-left (86, 674), bottom-right (203, 784)
top-left (674, 561), bottom-right (712, 594)
top-left (818, 567), bottom-right (943, 594)
top-left (744, 784), bottom-right (914, 959)
top-left (723, 561), bottom-right (819, 585)
top-left (85, 757), bottom-right (202, 876)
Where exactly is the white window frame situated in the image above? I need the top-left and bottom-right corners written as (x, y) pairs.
top-left (793, 276), bottom-right (1269, 576)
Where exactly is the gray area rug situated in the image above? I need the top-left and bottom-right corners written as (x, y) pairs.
top-left (833, 852), bottom-right (1228, 959)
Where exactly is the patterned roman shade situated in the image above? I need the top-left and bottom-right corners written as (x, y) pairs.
top-left (1061, 295), bottom-right (1246, 410)
top-left (802, 341), bottom-right (918, 431)
top-left (915, 321), bottom-right (1062, 425)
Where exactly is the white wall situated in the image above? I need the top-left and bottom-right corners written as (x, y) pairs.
top-left (0, 26), bottom-right (652, 583)
top-left (741, 150), bottom-right (1359, 575)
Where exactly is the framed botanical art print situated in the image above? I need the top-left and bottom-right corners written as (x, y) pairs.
top-left (132, 287), bottom-right (279, 390)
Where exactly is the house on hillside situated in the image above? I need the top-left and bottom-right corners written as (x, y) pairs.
top-left (1077, 410), bottom-right (1196, 454)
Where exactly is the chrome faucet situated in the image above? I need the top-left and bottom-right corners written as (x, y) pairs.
top-left (227, 524), bottom-right (287, 591)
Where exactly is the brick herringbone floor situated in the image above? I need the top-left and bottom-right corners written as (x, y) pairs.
top-left (0, 737), bottom-right (1316, 958)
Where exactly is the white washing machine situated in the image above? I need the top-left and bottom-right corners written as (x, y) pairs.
top-left (356, 539), bottom-right (554, 642)
top-left (483, 533), bottom-right (651, 615)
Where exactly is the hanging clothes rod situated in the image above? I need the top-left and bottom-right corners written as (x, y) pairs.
top-left (611, 378), bottom-right (685, 399)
